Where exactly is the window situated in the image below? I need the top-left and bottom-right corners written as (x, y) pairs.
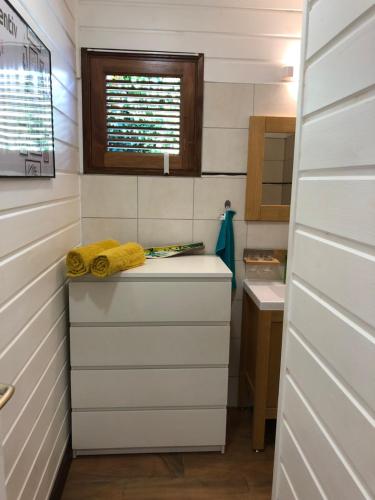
top-left (81, 49), bottom-right (204, 176)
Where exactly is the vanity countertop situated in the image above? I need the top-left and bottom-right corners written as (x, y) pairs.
top-left (74, 255), bottom-right (232, 280)
top-left (243, 280), bottom-right (286, 311)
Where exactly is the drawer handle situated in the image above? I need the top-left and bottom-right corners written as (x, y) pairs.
top-left (0, 383), bottom-right (15, 410)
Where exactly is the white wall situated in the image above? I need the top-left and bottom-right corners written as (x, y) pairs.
top-left (273, 1), bottom-right (375, 498)
top-left (77, 0), bottom-right (302, 405)
top-left (78, 0), bottom-right (302, 84)
top-left (0, 0), bottom-right (80, 498)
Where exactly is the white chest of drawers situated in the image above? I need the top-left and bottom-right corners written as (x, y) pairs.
top-left (69, 255), bottom-right (232, 455)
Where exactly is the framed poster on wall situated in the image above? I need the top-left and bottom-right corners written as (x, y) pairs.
top-left (0, 0), bottom-right (55, 177)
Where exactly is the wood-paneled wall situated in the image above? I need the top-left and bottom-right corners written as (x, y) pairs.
top-left (0, 1), bottom-right (80, 499)
top-left (78, 0), bottom-right (302, 84)
top-left (273, 1), bottom-right (375, 498)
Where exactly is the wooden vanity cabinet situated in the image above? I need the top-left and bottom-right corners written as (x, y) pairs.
top-left (238, 291), bottom-right (283, 450)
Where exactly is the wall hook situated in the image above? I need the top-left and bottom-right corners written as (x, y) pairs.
top-left (220, 200), bottom-right (232, 220)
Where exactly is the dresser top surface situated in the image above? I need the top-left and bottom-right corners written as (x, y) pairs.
top-left (72, 255), bottom-right (232, 281)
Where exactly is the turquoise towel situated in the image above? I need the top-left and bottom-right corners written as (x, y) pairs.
top-left (215, 209), bottom-right (236, 289)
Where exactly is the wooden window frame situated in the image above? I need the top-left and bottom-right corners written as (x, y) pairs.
top-left (81, 49), bottom-right (204, 176)
top-left (245, 116), bottom-right (296, 222)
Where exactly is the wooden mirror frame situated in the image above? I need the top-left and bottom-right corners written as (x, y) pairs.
top-left (245, 116), bottom-right (296, 221)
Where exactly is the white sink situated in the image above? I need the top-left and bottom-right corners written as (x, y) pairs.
top-left (243, 280), bottom-right (286, 310)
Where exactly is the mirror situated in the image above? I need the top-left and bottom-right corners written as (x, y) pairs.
top-left (262, 132), bottom-right (294, 205)
top-left (245, 116), bottom-right (296, 221)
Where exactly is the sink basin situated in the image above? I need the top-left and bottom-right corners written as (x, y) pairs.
top-left (243, 280), bottom-right (286, 310)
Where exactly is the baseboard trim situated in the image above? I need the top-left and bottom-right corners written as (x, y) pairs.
top-left (73, 444), bottom-right (224, 456)
top-left (49, 437), bottom-right (72, 500)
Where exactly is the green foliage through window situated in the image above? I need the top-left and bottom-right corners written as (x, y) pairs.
top-left (106, 74), bottom-right (181, 155)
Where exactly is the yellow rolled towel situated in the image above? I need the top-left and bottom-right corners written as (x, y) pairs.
top-left (66, 239), bottom-right (120, 277)
top-left (91, 242), bottom-right (145, 278)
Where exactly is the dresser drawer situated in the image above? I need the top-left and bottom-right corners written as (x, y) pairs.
top-left (70, 325), bottom-right (230, 367)
top-left (71, 367), bottom-right (228, 409)
top-left (69, 280), bottom-right (231, 323)
top-left (72, 408), bottom-right (227, 450)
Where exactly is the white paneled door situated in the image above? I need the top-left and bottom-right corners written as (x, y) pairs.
top-left (0, 438), bottom-right (6, 500)
top-left (0, 399), bottom-right (11, 500)
top-left (0, 449), bottom-right (6, 500)
top-left (273, 1), bottom-right (375, 499)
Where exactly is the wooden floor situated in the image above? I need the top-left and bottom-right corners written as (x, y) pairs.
top-left (61, 410), bottom-right (275, 500)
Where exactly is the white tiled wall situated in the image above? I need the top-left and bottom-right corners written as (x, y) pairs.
top-left (82, 175), bottom-right (138, 218)
top-left (254, 83), bottom-right (298, 116)
top-left (80, 67), bottom-right (296, 410)
top-left (139, 219), bottom-right (194, 248)
top-left (82, 218), bottom-right (138, 243)
top-left (81, 176), bottom-right (292, 408)
top-left (202, 128), bottom-right (249, 173)
top-left (138, 177), bottom-right (194, 219)
top-left (203, 83), bottom-right (254, 128)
